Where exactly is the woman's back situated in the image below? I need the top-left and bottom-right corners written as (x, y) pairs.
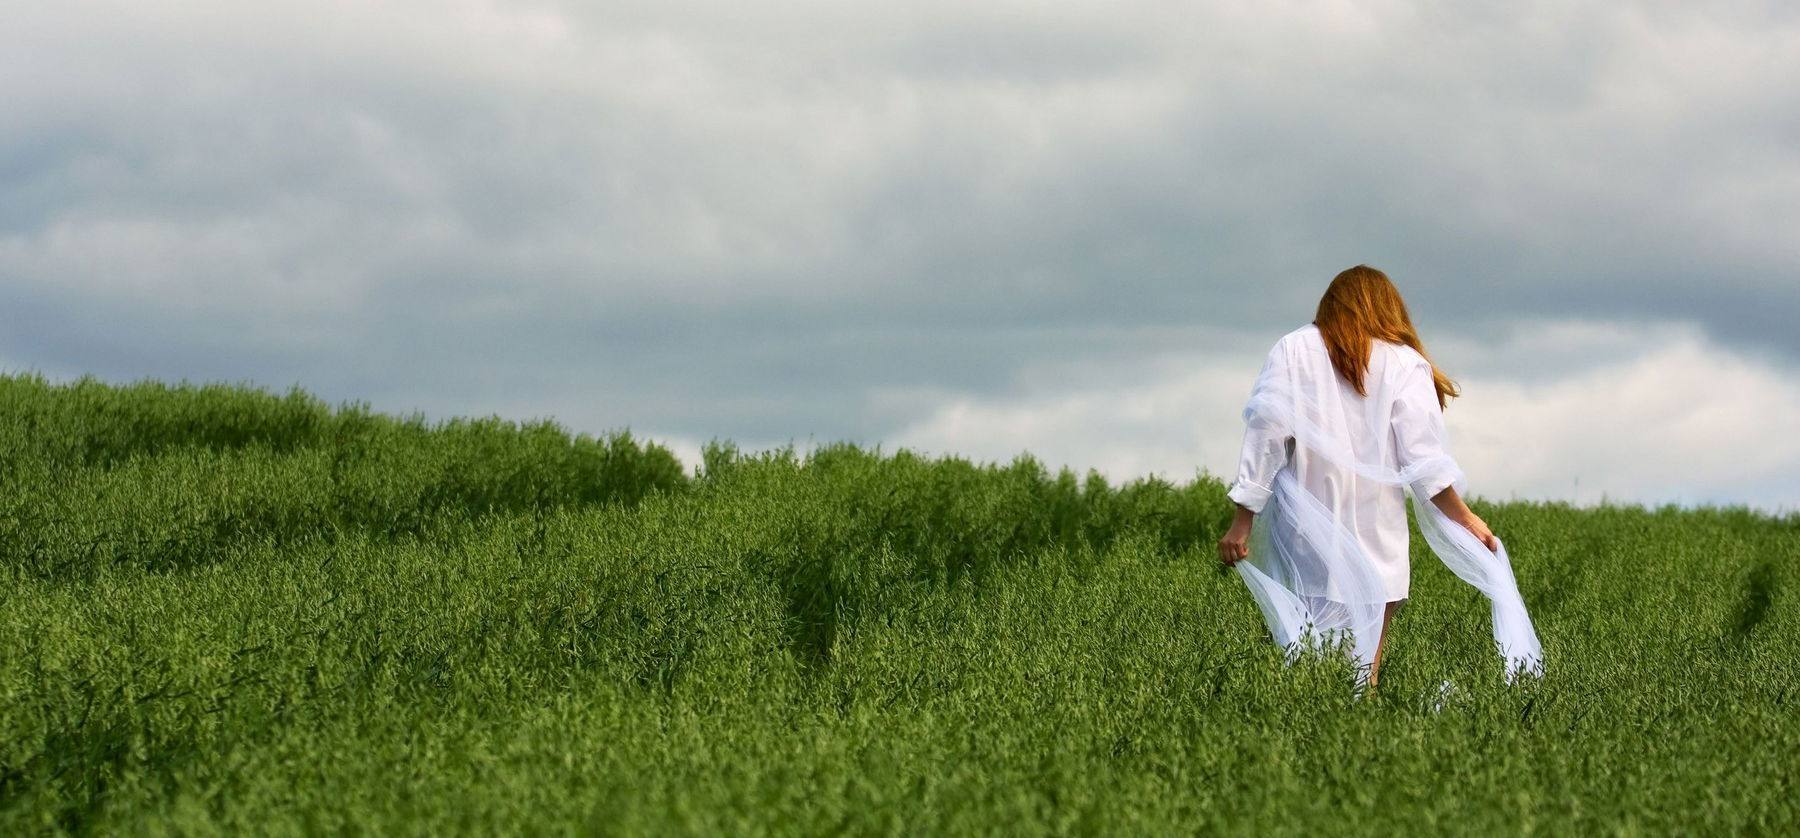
top-left (1231, 323), bottom-right (1461, 600)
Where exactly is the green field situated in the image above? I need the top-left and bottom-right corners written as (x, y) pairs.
top-left (1, 372), bottom-right (1794, 835)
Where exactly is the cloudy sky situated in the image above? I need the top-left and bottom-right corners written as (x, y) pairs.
top-left (4, 0), bottom-right (1798, 511)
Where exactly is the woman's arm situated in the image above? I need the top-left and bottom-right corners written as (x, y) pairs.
top-left (1390, 359), bottom-right (1496, 550)
top-left (1218, 503), bottom-right (1255, 565)
top-left (1219, 344), bottom-right (1292, 566)
top-left (1391, 361), bottom-right (1462, 502)
top-left (1430, 485), bottom-right (1498, 552)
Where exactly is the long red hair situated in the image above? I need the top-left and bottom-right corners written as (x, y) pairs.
top-left (1313, 265), bottom-right (1459, 408)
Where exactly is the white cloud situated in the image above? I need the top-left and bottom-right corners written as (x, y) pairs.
top-left (871, 339), bottom-right (1246, 482)
top-left (1443, 322), bottom-right (1800, 510)
top-left (885, 319), bottom-right (1800, 512)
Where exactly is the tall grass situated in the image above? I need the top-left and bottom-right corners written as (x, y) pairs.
top-left (1, 372), bottom-right (1794, 835)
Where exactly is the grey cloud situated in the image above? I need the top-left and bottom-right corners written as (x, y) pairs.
top-left (3, 0), bottom-right (1799, 482)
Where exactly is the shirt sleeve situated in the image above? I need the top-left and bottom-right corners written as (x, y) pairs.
top-left (1390, 358), bottom-right (1463, 501)
top-left (1226, 342), bottom-right (1293, 514)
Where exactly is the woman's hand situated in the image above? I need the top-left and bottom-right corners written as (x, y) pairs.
top-left (1455, 510), bottom-right (1499, 552)
top-left (1218, 505), bottom-right (1254, 566)
top-left (1430, 486), bottom-right (1499, 552)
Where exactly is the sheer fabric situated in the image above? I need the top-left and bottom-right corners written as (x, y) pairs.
top-left (1226, 324), bottom-right (1544, 683)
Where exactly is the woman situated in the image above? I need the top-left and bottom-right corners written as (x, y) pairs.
top-left (1216, 265), bottom-right (1541, 687)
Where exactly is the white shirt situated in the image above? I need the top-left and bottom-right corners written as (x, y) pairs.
top-left (1226, 323), bottom-right (1461, 601)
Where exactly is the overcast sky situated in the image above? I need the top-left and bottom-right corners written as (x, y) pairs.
top-left (4, 0), bottom-right (1798, 511)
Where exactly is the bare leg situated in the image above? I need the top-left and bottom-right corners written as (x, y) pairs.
top-left (1369, 600), bottom-right (1403, 687)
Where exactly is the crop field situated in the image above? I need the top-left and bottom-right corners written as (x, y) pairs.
top-left (0, 372), bottom-right (1794, 835)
